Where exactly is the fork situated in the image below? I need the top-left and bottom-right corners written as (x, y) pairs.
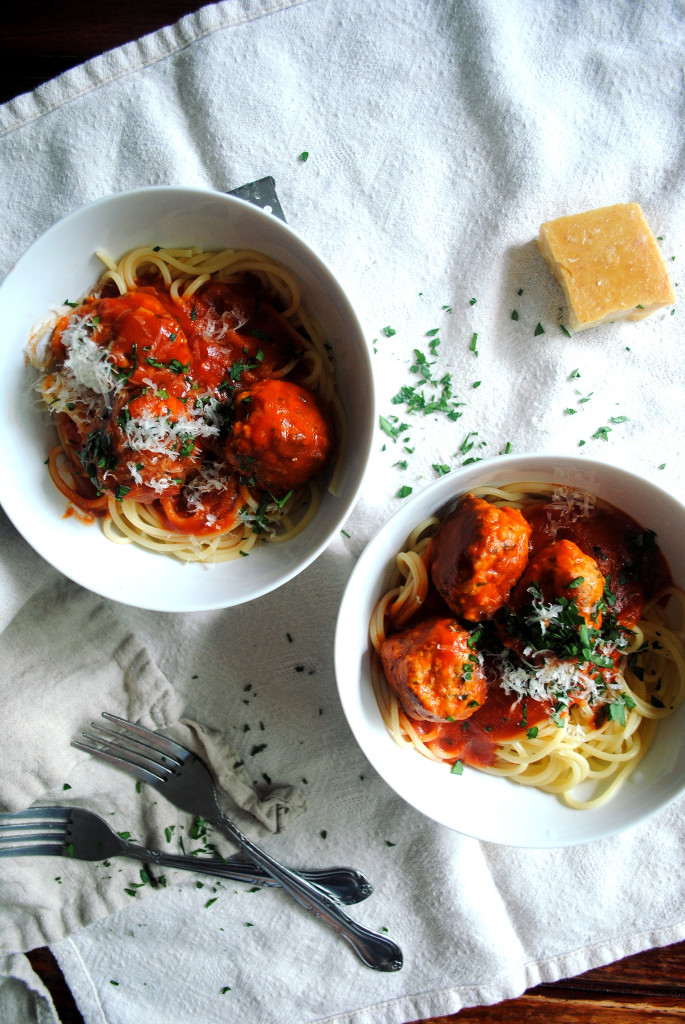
top-left (0, 806), bottom-right (371, 903)
top-left (74, 713), bottom-right (403, 972)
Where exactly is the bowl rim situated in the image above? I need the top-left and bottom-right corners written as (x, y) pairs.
top-left (334, 451), bottom-right (685, 847)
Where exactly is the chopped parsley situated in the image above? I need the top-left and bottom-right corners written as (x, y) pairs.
top-left (496, 580), bottom-right (633, 713)
top-left (608, 693), bottom-right (637, 726)
top-left (78, 428), bottom-right (117, 490)
top-left (168, 358), bottom-right (190, 374)
top-left (379, 414), bottom-right (410, 441)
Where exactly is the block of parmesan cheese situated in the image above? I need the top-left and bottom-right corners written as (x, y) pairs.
top-left (538, 203), bottom-right (676, 331)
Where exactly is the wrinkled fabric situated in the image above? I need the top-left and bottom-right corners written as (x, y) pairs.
top-left (1, 0), bottom-right (684, 1022)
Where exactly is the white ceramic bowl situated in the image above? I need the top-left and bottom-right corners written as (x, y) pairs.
top-left (0, 186), bottom-right (375, 611)
top-left (335, 453), bottom-right (685, 847)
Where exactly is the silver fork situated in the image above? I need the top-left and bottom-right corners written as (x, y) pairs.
top-left (0, 806), bottom-right (370, 903)
top-left (74, 713), bottom-right (403, 972)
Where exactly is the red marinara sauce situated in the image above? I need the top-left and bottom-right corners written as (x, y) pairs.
top-left (522, 502), bottom-right (669, 628)
top-left (412, 683), bottom-right (554, 767)
top-left (387, 493), bottom-right (671, 768)
top-left (49, 277), bottom-right (335, 534)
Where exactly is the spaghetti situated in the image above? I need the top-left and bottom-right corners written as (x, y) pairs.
top-left (369, 483), bottom-right (685, 809)
top-left (28, 245), bottom-right (344, 563)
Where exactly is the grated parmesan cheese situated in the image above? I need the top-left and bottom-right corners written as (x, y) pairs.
top-left (492, 572), bottom-right (630, 710)
top-left (123, 407), bottom-right (219, 456)
top-left (238, 503), bottom-right (281, 535)
top-left (496, 650), bottom-right (621, 708)
top-left (38, 372), bottom-right (107, 425)
top-left (127, 462), bottom-right (143, 485)
top-left (545, 488), bottom-right (595, 538)
top-left (61, 315), bottom-right (122, 397)
top-left (183, 462), bottom-right (229, 512)
top-left (201, 313), bottom-right (231, 341)
top-left (146, 476), bottom-right (176, 495)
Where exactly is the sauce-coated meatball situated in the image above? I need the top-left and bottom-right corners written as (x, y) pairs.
top-left (430, 493), bottom-right (531, 621)
top-left (108, 392), bottom-right (198, 502)
top-left (379, 616), bottom-right (487, 722)
top-left (184, 283), bottom-right (296, 392)
top-left (226, 379), bottom-right (334, 495)
top-left (509, 538), bottom-right (604, 627)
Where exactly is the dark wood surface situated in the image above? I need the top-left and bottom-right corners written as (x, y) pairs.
top-left (1, 1), bottom-right (208, 104)
top-left (5, 4), bottom-right (685, 1022)
top-left (25, 939), bottom-right (685, 1023)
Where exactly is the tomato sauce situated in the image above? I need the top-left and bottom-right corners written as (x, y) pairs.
top-left (523, 503), bottom-right (670, 627)
top-left (413, 683), bottom-right (553, 767)
top-left (390, 493), bottom-right (671, 767)
top-left (49, 276), bottom-right (335, 535)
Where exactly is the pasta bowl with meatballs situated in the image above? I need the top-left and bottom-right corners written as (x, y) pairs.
top-left (335, 454), bottom-right (685, 847)
top-left (0, 187), bottom-right (374, 610)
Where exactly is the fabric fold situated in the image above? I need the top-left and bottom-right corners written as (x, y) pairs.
top-left (0, 569), bottom-right (304, 958)
top-left (1, 0), bottom-right (685, 1021)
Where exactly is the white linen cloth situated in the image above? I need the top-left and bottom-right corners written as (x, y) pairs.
top-left (1, 1), bottom-right (685, 1021)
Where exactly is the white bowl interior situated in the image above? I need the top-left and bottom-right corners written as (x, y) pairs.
top-left (0, 187), bottom-right (375, 610)
top-left (334, 453), bottom-right (685, 847)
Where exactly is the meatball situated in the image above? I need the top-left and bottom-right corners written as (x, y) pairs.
top-left (190, 282), bottom-right (256, 330)
top-left (226, 379), bottom-right (334, 495)
top-left (186, 283), bottom-right (295, 391)
top-left (379, 616), bottom-right (487, 722)
top-left (106, 391), bottom-right (199, 502)
top-left (52, 291), bottom-right (193, 393)
top-left (509, 538), bottom-right (605, 627)
top-left (430, 493), bottom-right (531, 621)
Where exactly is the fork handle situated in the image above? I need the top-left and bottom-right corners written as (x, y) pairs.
top-left (119, 842), bottom-right (371, 905)
top-left (209, 808), bottom-right (403, 972)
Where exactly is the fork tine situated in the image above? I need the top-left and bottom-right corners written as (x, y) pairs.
top-left (0, 844), bottom-right (65, 858)
top-left (72, 738), bottom-right (167, 786)
top-left (0, 815), bottom-right (68, 848)
top-left (0, 807), bottom-right (71, 823)
top-left (88, 723), bottom-right (180, 769)
top-left (0, 823), bottom-right (67, 836)
top-left (101, 712), bottom-right (189, 760)
top-left (0, 835), bottom-right (65, 848)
